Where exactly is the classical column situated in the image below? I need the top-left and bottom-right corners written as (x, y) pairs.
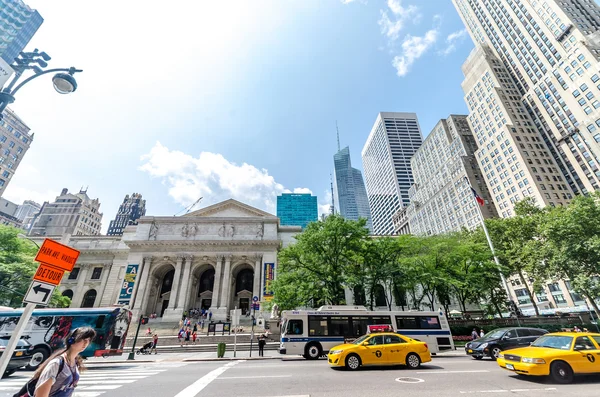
top-left (136, 257), bottom-right (154, 313)
top-left (167, 256), bottom-right (184, 310)
top-left (98, 263), bottom-right (113, 306)
top-left (72, 264), bottom-right (90, 307)
top-left (253, 255), bottom-right (262, 300)
top-left (211, 255), bottom-right (224, 308)
top-left (177, 255), bottom-right (193, 311)
top-left (219, 255), bottom-right (232, 310)
top-left (130, 256), bottom-right (151, 310)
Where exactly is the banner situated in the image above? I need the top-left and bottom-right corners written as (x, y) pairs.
top-left (117, 264), bottom-right (139, 304)
top-left (263, 262), bottom-right (275, 301)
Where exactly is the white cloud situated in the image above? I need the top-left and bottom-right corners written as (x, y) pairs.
top-left (392, 29), bottom-right (439, 76)
top-left (439, 28), bottom-right (468, 55)
top-left (319, 189), bottom-right (333, 217)
top-left (378, 0), bottom-right (419, 41)
top-left (139, 142), bottom-right (314, 215)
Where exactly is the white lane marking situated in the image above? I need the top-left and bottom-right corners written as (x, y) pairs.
top-left (77, 379), bottom-right (138, 384)
top-left (217, 375), bottom-right (292, 380)
top-left (395, 377), bottom-right (425, 383)
top-left (73, 392), bottom-right (104, 397)
top-left (173, 360), bottom-right (244, 397)
top-left (459, 388), bottom-right (557, 394)
top-left (416, 370), bottom-right (489, 374)
top-left (77, 385), bottom-right (123, 390)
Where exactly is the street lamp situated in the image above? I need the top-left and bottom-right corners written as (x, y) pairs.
top-left (17, 233), bottom-right (40, 248)
top-left (0, 49), bottom-right (82, 119)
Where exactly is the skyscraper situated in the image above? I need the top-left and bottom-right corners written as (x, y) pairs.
top-left (276, 193), bottom-right (318, 229)
top-left (14, 199), bottom-right (40, 231)
top-left (362, 112), bottom-right (423, 235)
top-left (333, 146), bottom-right (372, 231)
top-left (461, 45), bottom-right (573, 217)
top-left (453, 0), bottom-right (600, 196)
top-left (407, 115), bottom-right (498, 235)
top-left (0, 1), bottom-right (43, 64)
top-left (107, 193), bottom-right (146, 236)
top-left (0, 108), bottom-right (33, 197)
top-left (29, 188), bottom-right (103, 236)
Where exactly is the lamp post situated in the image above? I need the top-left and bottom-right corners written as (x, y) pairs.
top-left (0, 49), bottom-right (82, 119)
top-left (17, 233), bottom-right (40, 248)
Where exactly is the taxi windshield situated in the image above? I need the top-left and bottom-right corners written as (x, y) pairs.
top-left (353, 335), bottom-right (370, 345)
top-left (531, 335), bottom-right (573, 350)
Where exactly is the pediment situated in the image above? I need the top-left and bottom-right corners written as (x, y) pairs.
top-left (184, 199), bottom-right (275, 218)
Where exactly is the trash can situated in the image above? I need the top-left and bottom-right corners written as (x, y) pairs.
top-left (217, 342), bottom-right (226, 358)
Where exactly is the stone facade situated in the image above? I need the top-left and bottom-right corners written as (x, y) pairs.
top-left (31, 199), bottom-right (301, 323)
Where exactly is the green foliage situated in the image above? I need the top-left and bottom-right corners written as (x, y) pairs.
top-left (0, 225), bottom-right (70, 308)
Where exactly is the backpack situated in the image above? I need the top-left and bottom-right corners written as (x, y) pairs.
top-left (13, 356), bottom-right (65, 397)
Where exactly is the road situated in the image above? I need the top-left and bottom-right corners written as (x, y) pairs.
top-left (1, 355), bottom-right (599, 397)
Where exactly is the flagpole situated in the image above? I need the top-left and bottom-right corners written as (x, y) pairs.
top-left (465, 178), bottom-right (519, 324)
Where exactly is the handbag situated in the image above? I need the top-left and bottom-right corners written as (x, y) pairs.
top-left (13, 356), bottom-right (65, 397)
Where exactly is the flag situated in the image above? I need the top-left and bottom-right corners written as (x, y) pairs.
top-left (465, 177), bottom-right (485, 206)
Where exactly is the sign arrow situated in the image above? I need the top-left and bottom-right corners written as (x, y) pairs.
top-left (32, 284), bottom-right (51, 301)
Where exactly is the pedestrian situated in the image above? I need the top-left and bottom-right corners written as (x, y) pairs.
top-left (151, 333), bottom-right (158, 354)
top-left (200, 317), bottom-right (205, 330)
top-left (480, 329), bottom-right (485, 338)
top-left (471, 328), bottom-right (479, 340)
top-left (209, 310), bottom-right (213, 321)
top-left (185, 327), bottom-right (191, 346)
top-left (178, 328), bottom-right (185, 347)
top-left (258, 333), bottom-right (266, 357)
top-left (193, 323), bottom-right (197, 333)
top-left (192, 330), bottom-right (197, 344)
top-left (30, 327), bottom-right (97, 397)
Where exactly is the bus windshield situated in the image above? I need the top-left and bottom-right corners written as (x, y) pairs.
top-left (281, 318), bottom-right (289, 335)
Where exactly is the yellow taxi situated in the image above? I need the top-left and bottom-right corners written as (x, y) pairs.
top-left (327, 332), bottom-right (431, 371)
top-left (497, 332), bottom-right (600, 384)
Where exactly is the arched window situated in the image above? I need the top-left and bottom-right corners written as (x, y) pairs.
top-left (160, 269), bottom-right (175, 295)
top-left (198, 269), bottom-right (215, 296)
top-left (62, 289), bottom-right (73, 300)
top-left (374, 285), bottom-right (387, 307)
top-left (353, 285), bottom-right (366, 305)
top-left (235, 269), bottom-right (254, 294)
top-left (81, 289), bottom-right (97, 308)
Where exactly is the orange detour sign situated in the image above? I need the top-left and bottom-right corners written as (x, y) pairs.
top-left (33, 263), bottom-right (65, 286)
top-left (34, 239), bottom-right (80, 272)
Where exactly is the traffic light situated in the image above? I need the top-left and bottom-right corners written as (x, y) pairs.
top-left (141, 317), bottom-right (149, 325)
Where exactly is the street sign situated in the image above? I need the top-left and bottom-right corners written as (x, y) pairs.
top-left (33, 263), bottom-right (65, 286)
top-left (34, 238), bottom-right (80, 272)
top-left (24, 281), bottom-right (56, 305)
top-left (252, 296), bottom-right (259, 302)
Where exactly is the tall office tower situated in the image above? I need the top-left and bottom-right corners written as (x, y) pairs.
top-left (0, 1), bottom-right (43, 64)
top-left (107, 193), bottom-right (146, 236)
top-left (462, 45), bottom-right (573, 217)
top-left (453, 0), bottom-right (600, 195)
top-left (29, 188), bottom-right (103, 236)
top-left (276, 193), bottom-right (318, 229)
top-left (333, 146), bottom-right (372, 231)
top-left (0, 108), bottom-right (33, 197)
top-left (14, 199), bottom-right (40, 231)
top-left (362, 112), bottom-right (423, 235)
top-left (407, 115), bottom-right (498, 235)
top-left (0, 196), bottom-right (20, 227)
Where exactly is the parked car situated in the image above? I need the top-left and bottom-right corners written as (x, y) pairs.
top-left (0, 336), bottom-right (34, 377)
top-left (465, 327), bottom-right (548, 360)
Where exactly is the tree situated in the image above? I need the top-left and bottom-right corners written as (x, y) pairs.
top-left (275, 215), bottom-right (369, 307)
top-left (0, 225), bottom-right (70, 308)
top-left (360, 237), bottom-right (405, 310)
top-left (539, 192), bottom-right (600, 317)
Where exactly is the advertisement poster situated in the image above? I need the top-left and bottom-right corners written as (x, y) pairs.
top-left (263, 262), bottom-right (275, 301)
top-left (118, 264), bottom-right (139, 304)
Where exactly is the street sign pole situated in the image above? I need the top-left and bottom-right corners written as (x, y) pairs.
top-left (0, 302), bottom-right (35, 377)
top-left (233, 306), bottom-right (237, 358)
top-left (128, 315), bottom-right (144, 360)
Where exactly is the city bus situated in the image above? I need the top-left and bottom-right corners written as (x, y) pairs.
top-left (279, 305), bottom-right (454, 359)
top-left (0, 307), bottom-right (132, 370)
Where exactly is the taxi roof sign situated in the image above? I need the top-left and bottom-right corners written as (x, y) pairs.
top-left (34, 239), bottom-right (80, 272)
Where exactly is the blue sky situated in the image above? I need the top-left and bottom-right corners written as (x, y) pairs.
top-left (6, 0), bottom-right (475, 231)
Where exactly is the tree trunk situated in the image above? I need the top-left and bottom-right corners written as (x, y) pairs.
top-left (583, 290), bottom-right (600, 319)
top-left (490, 289), bottom-right (503, 318)
top-left (517, 269), bottom-right (539, 316)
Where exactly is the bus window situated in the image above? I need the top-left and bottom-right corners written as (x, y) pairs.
top-left (308, 316), bottom-right (328, 336)
top-left (350, 316), bottom-right (369, 336)
top-left (370, 316), bottom-right (392, 325)
top-left (419, 316), bottom-right (441, 329)
top-left (95, 315), bottom-right (105, 329)
top-left (396, 316), bottom-right (418, 329)
top-left (329, 316), bottom-right (351, 336)
top-left (288, 320), bottom-right (303, 335)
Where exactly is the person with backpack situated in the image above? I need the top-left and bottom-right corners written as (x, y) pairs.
top-left (258, 334), bottom-right (266, 357)
top-left (15, 327), bottom-right (96, 397)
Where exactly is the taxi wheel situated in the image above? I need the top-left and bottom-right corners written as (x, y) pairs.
top-left (550, 361), bottom-right (574, 384)
top-left (406, 353), bottom-right (421, 369)
top-left (345, 354), bottom-right (361, 371)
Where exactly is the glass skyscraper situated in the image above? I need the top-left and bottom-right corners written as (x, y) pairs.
top-left (276, 193), bottom-right (318, 229)
top-left (107, 193), bottom-right (147, 236)
top-left (333, 146), bottom-right (372, 231)
top-left (0, 1), bottom-right (43, 64)
top-left (361, 112), bottom-right (423, 235)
